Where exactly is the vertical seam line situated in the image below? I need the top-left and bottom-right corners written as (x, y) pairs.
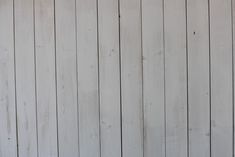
top-left (53, 0), bottom-right (60, 156)
top-left (230, 0), bottom-right (234, 156)
top-left (162, 0), bottom-right (167, 156)
top-left (13, 0), bottom-right (19, 156)
top-left (207, 0), bottom-right (212, 156)
top-left (33, 0), bottom-right (39, 156)
top-left (185, 0), bottom-right (189, 156)
top-left (117, 0), bottom-right (123, 156)
top-left (96, 0), bottom-right (102, 156)
top-left (74, 0), bottom-right (80, 156)
top-left (140, 0), bottom-right (144, 156)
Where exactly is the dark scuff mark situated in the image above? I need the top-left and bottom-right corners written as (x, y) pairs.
top-left (6, 95), bottom-right (11, 134)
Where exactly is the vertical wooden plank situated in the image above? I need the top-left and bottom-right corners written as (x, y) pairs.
top-left (55, 0), bottom-right (79, 156)
top-left (210, 0), bottom-right (233, 156)
top-left (0, 0), bottom-right (17, 156)
top-left (164, 0), bottom-right (187, 156)
top-left (119, 0), bottom-right (143, 156)
top-left (98, 0), bottom-right (121, 157)
top-left (34, 0), bottom-right (58, 156)
top-left (14, 0), bottom-right (38, 156)
top-left (187, 0), bottom-right (210, 156)
top-left (76, 0), bottom-right (100, 157)
top-left (142, 0), bottom-right (165, 156)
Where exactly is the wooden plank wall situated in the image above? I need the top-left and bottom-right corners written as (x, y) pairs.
top-left (0, 0), bottom-right (235, 157)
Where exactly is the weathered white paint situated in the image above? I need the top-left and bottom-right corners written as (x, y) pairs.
top-left (14, 0), bottom-right (38, 156)
top-left (35, 0), bottom-right (58, 156)
top-left (98, 0), bottom-right (122, 156)
top-left (1, 0), bottom-right (235, 157)
top-left (187, 0), bottom-right (210, 157)
top-left (210, 0), bottom-right (233, 157)
top-left (0, 0), bottom-right (17, 156)
top-left (119, 0), bottom-right (143, 157)
top-left (76, 0), bottom-right (100, 157)
top-left (164, 0), bottom-right (188, 156)
top-left (142, 0), bottom-right (165, 156)
top-left (55, 0), bottom-right (79, 156)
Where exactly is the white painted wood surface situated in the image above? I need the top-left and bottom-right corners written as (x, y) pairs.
top-left (76, 0), bottom-right (100, 157)
top-left (1, 0), bottom-right (235, 157)
top-left (142, 0), bottom-right (165, 156)
top-left (187, 0), bottom-right (210, 157)
top-left (14, 0), bottom-right (38, 156)
top-left (34, 0), bottom-right (58, 156)
top-left (119, 0), bottom-right (143, 157)
top-left (210, 0), bottom-right (233, 157)
top-left (55, 0), bottom-right (79, 156)
top-left (98, 0), bottom-right (121, 157)
top-left (0, 0), bottom-right (17, 156)
top-left (164, 0), bottom-right (187, 156)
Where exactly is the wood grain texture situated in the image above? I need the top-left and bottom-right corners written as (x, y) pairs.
top-left (76, 0), bottom-right (100, 157)
top-left (14, 0), bottom-right (38, 156)
top-left (0, 0), bottom-right (17, 156)
top-left (55, 0), bottom-right (79, 156)
top-left (164, 0), bottom-right (188, 156)
top-left (210, 0), bottom-right (233, 156)
top-left (142, 0), bottom-right (165, 156)
top-left (98, 0), bottom-right (122, 157)
top-left (34, 0), bottom-right (58, 156)
top-left (119, 0), bottom-right (143, 157)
